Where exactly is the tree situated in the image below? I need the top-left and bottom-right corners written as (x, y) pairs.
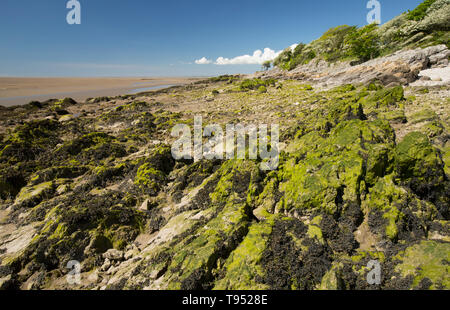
top-left (262, 61), bottom-right (272, 71)
top-left (273, 48), bottom-right (292, 68)
top-left (292, 43), bottom-right (306, 57)
top-left (347, 23), bottom-right (381, 62)
top-left (407, 0), bottom-right (436, 21)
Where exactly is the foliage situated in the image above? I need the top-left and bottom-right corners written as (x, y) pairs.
top-left (272, 0), bottom-right (448, 70)
top-left (262, 61), bottom-right (272, 71)
top-left (292, 43), bottom-right (306, 57)
top-left (273, 43), bottom-right (317, 71)
top-left (407, 0), bottom-right (436, 21)
top-left (239, 78), bottom-right (276, 91)
top-left (272, 48), bottom-right (293, 69)
top-left (207, 75), bottom-right (240, 83)
top-left (346, 23), bottom-right (381, 61)
top-left (273, 23), bottom-right (382, 70)
top-left (319, 25), bottom-right (357, 62)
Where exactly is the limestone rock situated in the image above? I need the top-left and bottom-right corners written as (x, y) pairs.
top-left (102, 249), bottom-right (124, 261)
top-left (256, 45), bottom-right (450, 88)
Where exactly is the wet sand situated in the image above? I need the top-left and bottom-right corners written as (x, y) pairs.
top-left (0, 77), bottom-right (203, 106)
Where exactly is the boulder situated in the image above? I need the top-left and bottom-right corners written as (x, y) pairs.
top-left (0, 275), bottom-right (13, 290)
top-left (102, 249), bottom-right (124, 261)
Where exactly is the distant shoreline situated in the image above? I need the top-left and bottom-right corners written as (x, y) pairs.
top-left (0, 77), bottom-right (204, 106)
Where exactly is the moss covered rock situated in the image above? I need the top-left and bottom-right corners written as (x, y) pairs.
top-left (359, 86), bottom-right (405, 110)
top-left (394, 132), bottom-right (446, 197)
top-left (394, 240), bottom-right (450, 289)
top-left (279, 119), bottom-right (395, 216)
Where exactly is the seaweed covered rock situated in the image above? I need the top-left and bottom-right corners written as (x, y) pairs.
top-left (393, 240), bottom-right (450, 289)
top-left (13, 181), bottom-right (56, 209)
top-left (0, 168), bottom-right (27, 200)
top-left (4, 191), bottom-right (145, 278)
top-left (258, 218), bottom-right (332, 290)
top-left (134, 163), bottom-right (166, 196)
top-left (365, 175), bottom-right (438, 241)
top-left (100, 160), bottom-right (261, 290)
top-left (134, 145), bottom-right (175, 196)
top-left (54, 132), bottom-right (127, 163)
top-left (214, 219), bottom-right (274, 290)
top-left (0, 119), bottom-right (61, 163)
top-left (394, 132), bottom-right (447, 200)
top-left (279, 119), bottom-right (395, 216)
top-left (163, 160), bottom-right (258, 290)
top-left (359, 86), bottom-right (405, 111)
top-left (0, 119), bottom-right (63, 200)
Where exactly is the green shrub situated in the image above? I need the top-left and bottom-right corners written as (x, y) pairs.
top-left (273, 49), bottom-right (293, 68)
top-left (208, 75), bottom-right (239, 83)
top-left (258, 86), bottom-right (267, 93)
top-left (239, 79), bottom-right (276, 91)
top-left (319, 25), bottom-right (357, 62)
top-left (346, 23), bottom-right (381, 61)
top-left (368, 82), bottom-right (383, 91)
top-left (430, 31), bottom-right (450, 48)
top-left (272, 46), bottom-right (317, 70)
top-left (273, 23), bottom-right (383, 69)
top-left (262, 61), bottom-right (272, 71)
top-left (284, 49), bottom-right (317, 70)
top-left (292, 43), bottom-right (306, 57)
top-left (407, 0), bottom-right (436, 21)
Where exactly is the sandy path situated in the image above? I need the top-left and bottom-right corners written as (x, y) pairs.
top-left (411, 67), bottom-right (450, 87)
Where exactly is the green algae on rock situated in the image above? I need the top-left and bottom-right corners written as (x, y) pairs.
top-left (394, 132), bottom-right (446, 195)
top-left (394, 240), bottom-right (450, 289)
top-left (279, 119), bottom-right (395, 216)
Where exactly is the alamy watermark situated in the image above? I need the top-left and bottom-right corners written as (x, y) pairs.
top-left (171, 116), bottom-right (279, 171)
top-left (66, 0), bottom-right (81, 25)
top-left (366, 260), bottom-right (381, 285)
top-left (66, 260), bottom-right (81, 285)
top-left (367, 0), bottom-right (381, 24)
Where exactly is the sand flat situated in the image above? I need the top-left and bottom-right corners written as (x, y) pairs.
top-left (0, 77), bottom-right (202, 106)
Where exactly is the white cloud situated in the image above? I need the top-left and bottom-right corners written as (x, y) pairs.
top-left (195, 44), bottom-right (298, 66)
top-left (195, 57), bottom-right (212, 65)
top-left (215, 48), bottom-right (281, 65)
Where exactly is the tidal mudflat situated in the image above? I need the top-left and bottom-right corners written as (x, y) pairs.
top-left (0, 77), bottom-right (202, 106)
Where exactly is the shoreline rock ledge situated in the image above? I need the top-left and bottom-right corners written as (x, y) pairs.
top-left (255, 44), bottom-right (450, 88)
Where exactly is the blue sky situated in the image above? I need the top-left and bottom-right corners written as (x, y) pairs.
top-left (0, 0), bottom-right (424, 77)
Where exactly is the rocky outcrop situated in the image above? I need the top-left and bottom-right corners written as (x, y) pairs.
top-left (255, 44), bottom-right (450, 88)
top-left (264, 0), bottom-right (450, 88)
top-left (1, 75), bottom-right (448, 290)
